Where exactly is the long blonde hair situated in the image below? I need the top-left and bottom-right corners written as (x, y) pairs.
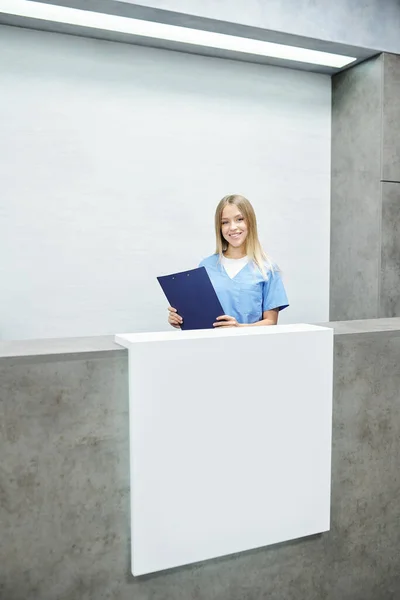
top-left (214, 194), bottom-right (274, 279)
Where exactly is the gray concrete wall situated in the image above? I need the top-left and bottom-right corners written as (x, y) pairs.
top-left (331, 53), bottom-right (400, 321)
top-left (120, 0), bottom-right (400, 53)
top-left (379, 54), bottom-right (400, 318)
top-left (330, 55), bottom-right (382, 321)
top-left (1, 322), bottom-right (400, 599)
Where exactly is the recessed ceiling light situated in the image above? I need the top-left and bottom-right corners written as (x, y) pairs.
top-left (0, 0), bottom-right (357, 68)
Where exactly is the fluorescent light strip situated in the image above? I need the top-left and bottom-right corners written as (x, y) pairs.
top-left (0, 0), bottom-right (356, 68)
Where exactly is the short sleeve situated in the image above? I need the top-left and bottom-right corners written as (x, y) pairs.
top-left (262, 269), bottom-right (289, 312)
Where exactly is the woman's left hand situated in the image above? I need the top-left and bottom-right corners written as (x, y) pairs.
top-left (213, 315), bottom-right (241, 328)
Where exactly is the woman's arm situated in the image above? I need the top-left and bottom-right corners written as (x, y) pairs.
top-left (168, 306), bottom-right (183, 329)
top-left (245, 308), bottom-right (279, 327)
top-left (213, 309), bottom-right (279, 328)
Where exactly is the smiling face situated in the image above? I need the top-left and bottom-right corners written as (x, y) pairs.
top-left (220, 203), bottom-right (248, 251)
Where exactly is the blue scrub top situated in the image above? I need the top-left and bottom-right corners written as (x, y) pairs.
top-left (199, 254), bottom-right (289, 324)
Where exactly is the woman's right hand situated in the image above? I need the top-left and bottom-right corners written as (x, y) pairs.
top-left (168, 306), bottom-right (183, 329)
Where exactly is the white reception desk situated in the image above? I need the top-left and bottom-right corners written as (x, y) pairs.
top-left (115, 323), bottom-right (333, 576)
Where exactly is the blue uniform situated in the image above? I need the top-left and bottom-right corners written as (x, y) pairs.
top-left (199, 254), bottom-right (289, 324)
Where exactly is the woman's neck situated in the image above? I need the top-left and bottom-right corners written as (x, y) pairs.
top-left (224, 246), bottom-right (247, 259)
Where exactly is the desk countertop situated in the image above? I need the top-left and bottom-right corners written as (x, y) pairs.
top-left (2, 318), bottom-right (400, 360)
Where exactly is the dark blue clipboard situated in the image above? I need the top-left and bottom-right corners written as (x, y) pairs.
top-left (157, 267), bottom-right (224, 330)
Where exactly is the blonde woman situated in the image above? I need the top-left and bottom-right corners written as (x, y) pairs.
top-left (168, 194), bottom-right (289, 329)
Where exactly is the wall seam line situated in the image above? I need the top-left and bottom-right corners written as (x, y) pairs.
top-left (377, 53), bottom-right (384, 318)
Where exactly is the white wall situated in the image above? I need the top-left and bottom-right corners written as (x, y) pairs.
top-left (0, 26), bottom-right (331, 340)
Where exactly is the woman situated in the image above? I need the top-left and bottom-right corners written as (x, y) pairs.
top-left (168, 194), bottom-right (289, 329)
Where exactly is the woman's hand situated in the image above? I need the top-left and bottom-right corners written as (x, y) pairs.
top-left (168, 306), bottom-right (183, 329)
top-left (213, 315), bottom-right (241, 328)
